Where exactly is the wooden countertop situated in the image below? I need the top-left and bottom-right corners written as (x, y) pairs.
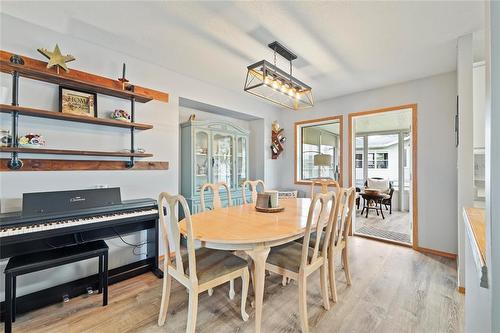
top-left (463, 207), bottom-right (488, 288)
top-left (465, 207), bottom-right (486, 262)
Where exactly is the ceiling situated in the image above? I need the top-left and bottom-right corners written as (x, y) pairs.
top-left (1, 1), bottom-right (484, 102)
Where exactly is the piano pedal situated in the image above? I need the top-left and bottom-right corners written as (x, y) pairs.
top-left (62, 294), bottom-right (70, 303)
top-left (86, 287), bottom-right (94, 295)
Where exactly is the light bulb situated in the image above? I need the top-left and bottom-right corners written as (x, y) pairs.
top-left (281, 84), bottom-right (288, 93)
top-left (288, 88), bottom-right (295, 97)
top-left (264, 77), bottom-right (271, 85)
top-left (295, 92), bottom-right (301, 100)
top-left (272, 80), bottom-right (280, 89)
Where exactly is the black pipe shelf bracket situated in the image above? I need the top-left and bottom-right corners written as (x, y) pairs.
top-left (126, 87), bottom-right (136, 168)
top-left (8, 68), bottom-right (23, 170)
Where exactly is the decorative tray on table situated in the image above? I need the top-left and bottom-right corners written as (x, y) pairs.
top-left (255, 206), bottom-right (285, 213)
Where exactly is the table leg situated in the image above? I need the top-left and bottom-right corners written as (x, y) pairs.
top-left (245, 246), bottom-right (270, 333)
top-left (379, 200), bottom-right (385, 219)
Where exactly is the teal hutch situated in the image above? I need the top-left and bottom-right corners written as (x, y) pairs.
top-left (180, 120), bottom-right (250, 214)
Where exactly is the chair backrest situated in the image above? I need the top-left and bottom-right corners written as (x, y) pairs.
top-left (365, 177), bottom-right (392, 190)
top-left (200, 182), bottom-right (232, 211)
top-left (242, 180), bottom-right (265, 204)
top-left (301, 191), bottom-right (337, 269)
top-left (158, 193), bottom-right (198, 284)
top-left (330, 187), bottom-right (356, 249)
top-left (310, 179), bottom-right (340, 199)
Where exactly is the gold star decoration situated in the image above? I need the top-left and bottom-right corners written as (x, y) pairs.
top-left (37, 44), bottom-right (75, 73)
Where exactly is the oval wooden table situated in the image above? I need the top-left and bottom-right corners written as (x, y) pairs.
top-left (179, 198), bottom-right (316, 333)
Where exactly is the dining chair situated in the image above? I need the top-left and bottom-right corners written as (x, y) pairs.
top-left (241, 179), bottom-right (265, 204)
top-left (200, 182), bottom-right (232, 211)
top-left (265, 192), bottom-right (337, 333)
top-left (199, 181), bottom-right (236, 299)
top-left (310, 179), bottom-right (340, 198)
top-left (157, 193), bottom-right (250, 333)
top-left (326, 187), bottom-right (356, 302)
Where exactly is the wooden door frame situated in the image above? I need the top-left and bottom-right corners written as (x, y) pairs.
top-left (294, 115), bottom-right (344, 186)
top-left (348, 104), bottom-right (418, 249)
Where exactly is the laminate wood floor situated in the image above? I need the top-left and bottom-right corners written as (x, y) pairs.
top-left (3, 237), bottom-right (463, 333)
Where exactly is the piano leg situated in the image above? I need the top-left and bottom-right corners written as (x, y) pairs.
top-left (98, 255), bottom-right (103, 294)
top-left (147, 218), bottom-right (163, 279)
top-left (5, 272), bottom-right (13, 333)
top-left (12, 277), bottom-right (16, 323)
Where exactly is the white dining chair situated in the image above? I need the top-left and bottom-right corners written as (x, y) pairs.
top-left (241, 179), bottom-right (265, 204)
top-left (265, 192), bottom-right (337, 333)
top-left (199, 181), bottom-right (236, 299)
top-left (157, 193), bottom-right (249, 333)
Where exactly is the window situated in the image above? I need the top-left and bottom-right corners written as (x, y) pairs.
top-left (295, 117), bottom-right (342, 183)
top-left (355, 153), bottom-right (363, 168)
top-left (376, 152), bottom-right (388, 169)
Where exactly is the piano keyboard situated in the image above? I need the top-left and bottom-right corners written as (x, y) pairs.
top-left (0, 209), bottom-right (158, 238)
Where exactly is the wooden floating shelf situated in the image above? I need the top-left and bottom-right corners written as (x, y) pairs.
top-left (0, 50), bottom-right (169, 104)
top-left (0, 147), bottom-right (153, 158)
top-left (0, 159), bottom-right (169, 171)
top-left (0, 104), bottom-right (153, 130)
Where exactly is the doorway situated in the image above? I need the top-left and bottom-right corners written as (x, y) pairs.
top-left (348, 105), bottom-right (418, 247)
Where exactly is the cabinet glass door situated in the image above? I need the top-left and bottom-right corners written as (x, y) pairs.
top-left (236, 136), bottom-right (248, 187)
top-left (194, 130), bottom-right (209, 192)
top-left (212, 133), bottom-right (233, 187)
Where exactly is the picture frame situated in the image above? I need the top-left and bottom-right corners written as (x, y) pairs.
top-left (59, 86), bottom-right (97, 117)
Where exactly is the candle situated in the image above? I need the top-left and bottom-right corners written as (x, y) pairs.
top-left (122, 63), bottom-right (126, 79)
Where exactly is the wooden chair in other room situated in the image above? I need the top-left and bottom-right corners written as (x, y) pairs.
top-left (265, 192), bottom-right (337, 333)
top-left (310, 179), bottom-right (340, 198)
top-left (241, 180), bottom-right (265, 204)
top-left (199, 181), bottom-right (236, 298)
top-left (157, 193), bottom-right (250, 333)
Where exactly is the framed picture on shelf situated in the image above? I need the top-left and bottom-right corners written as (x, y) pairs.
top-left (59, 86), bottom-right (97, 117)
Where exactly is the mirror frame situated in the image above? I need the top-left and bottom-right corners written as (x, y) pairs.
top-left (294, 115), bottom-right (343, 186)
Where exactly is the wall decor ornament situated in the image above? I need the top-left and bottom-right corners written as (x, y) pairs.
top-left (0, 129), bottom-right (12, 147)
top-left (18, 133), bottom-right (45, 148)
top-left (270, 121), bottom-right (286, 159)
top-left (59, 86), bottom-right (97, 118)
top-left (37, 44), bottom-right (75, 73)
top-left (111, 109), bottom-right (131, 122)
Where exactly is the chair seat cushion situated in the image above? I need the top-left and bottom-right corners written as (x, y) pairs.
top-left (267, 242), bottom-right (313, 273)
top-left (295, 232), bottom-right (325, 249)
top-left (182, 248), bottom-right (248, 284)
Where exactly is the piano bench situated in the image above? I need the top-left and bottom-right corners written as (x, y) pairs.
top-left (3, 240), bottom-right (109, 333)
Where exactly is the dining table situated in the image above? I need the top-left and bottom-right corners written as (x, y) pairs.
top-left (179, 197), bottom-right (317, 333)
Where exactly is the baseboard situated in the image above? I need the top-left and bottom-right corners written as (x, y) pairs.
top-left (458, 286), bottom-right (465, 294)
top-left (353, 233), bottom-right (412, 248)
top-left (417, 246), bottom-right (457, 260)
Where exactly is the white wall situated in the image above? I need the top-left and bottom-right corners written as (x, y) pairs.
top-left (488, 1), bottom-right (500, 330)
top-left (275, 72), bottom-right (458, 254)
top-left (456, 34), bottom-right (474, 289)
top-left (0, 13), bottom-right (280, 299)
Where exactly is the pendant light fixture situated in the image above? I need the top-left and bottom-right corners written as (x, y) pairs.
top-left (244, 41), bottom-right (313, 110)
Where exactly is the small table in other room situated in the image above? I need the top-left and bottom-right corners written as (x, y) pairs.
top-left (360, 191), bottom-right (390, 219)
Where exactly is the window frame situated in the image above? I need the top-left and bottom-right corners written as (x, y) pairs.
top-left (294, 115), bottom-right (343, 186)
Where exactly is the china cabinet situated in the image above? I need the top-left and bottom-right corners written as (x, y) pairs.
top-left (181, 120), bottom-right (250, 213)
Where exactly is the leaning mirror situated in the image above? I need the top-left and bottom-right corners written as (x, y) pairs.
top-left (295, 116), bottom-right (343, 185)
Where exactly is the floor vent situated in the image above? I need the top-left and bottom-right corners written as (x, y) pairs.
top-left (356, 226), bottom-right (411, 244)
